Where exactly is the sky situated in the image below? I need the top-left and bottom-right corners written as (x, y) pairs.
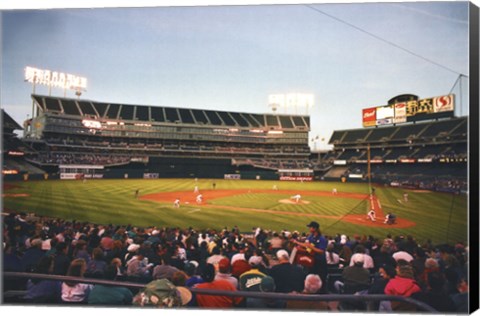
top-left (1, 0), bottom-right (472, 150)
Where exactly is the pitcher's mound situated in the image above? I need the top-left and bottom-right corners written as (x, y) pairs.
top-left (279, 199), bottom-right (311, 205)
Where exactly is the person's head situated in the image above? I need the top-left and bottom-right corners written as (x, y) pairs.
top-left (183, 262), bottom-right (197, 277)
top-left (379, 265), bottom-right (396, 280)
top-left (425, 258), bottom-right (439, 269)
top-left (171, 271), bottom-right (188, 286)
top-left (276, 249), bottom-right (290, 263)
top-left (111, 258), bottom-right (122, 268)
top-left (218, 258), bottom-right (231, 274)
top-left (55, 242), bottom-right (68, 254)
top-left (427, 271), bottom-right (446, 291)
top-left (304, 274), bottom-right (322, 294)
top-left (306, 221), bottom-right (320, 234)
top-left (104, 264), bottom-right (118, 281)
top-left (92, 247), bottom-right (104, 260)
top-left (201, 264), bottom-right (216, 283)
top-left (353, 244), bottom-right (366, 254)
top-left (396, 264), bottom-right (414, 279)
top-left (67, 258), bottom-right (87, 277)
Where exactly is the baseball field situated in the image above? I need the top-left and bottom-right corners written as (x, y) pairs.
top-left (2, 178), bottom-right (468, 245)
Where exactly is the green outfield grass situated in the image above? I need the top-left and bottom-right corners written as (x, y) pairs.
top-left (2, 179), bottom-right (468, 245)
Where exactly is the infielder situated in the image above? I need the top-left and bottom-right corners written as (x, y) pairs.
top-left (194, 185), bottom-right (199, 194)
top-left (332, 188), bottom-right (338, 195)
top-left (196, 194), bottom-right (203, 204)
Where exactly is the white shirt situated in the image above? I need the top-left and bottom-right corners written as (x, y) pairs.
top-left (349, 253), bottom-right (375, 269)
top-left (392, 251), bottom-right (414, 262)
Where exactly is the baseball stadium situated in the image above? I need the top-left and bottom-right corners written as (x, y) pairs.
top-left (2, 93), bottom-right (469, 242)
top-left (1, 2), bottom-right (477, 313)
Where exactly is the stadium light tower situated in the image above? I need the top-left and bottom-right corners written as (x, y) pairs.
top-left (268, 93), bottom-right (314, 114)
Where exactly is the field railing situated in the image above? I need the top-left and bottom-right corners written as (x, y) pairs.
top-left (3, 272), bottom-right (436, 312)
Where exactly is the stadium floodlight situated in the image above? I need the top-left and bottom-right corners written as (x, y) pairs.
top-left (269, 93), bottom-right (314, 114)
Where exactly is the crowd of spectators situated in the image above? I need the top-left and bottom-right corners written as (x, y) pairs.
top-left (3, 212), bottom-right (469, 312)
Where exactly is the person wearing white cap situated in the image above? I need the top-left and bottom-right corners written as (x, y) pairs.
top-left (173, 198), bottom-right (180, 208)
top-left (269, 249), bottom-right (306, 293)
top-left (334, 253), bottom-right (371, 294)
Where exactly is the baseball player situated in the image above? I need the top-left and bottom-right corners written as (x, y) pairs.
top-left (332, 188), bottom-right (338, 195)
top-left (194, 185), bottom-right (199, 194)
top-left (291, 194), bottom-right (301, 203)
top-left (273, 184), bottom-right (278, 190)
top-left (173, 198), bottom-right (180, 208)
top-left (403, 192), bottom-right (409, 202)
top-left (196, 194), bottom-right (203, 204)
top-left (367, 209), bottom-right (376, 222)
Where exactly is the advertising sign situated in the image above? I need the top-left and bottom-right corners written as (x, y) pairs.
top-left (433, 94), bottom-right (454, 113)
top-left (376, 105), bottom-right (394, 119)
top-left (279, 176), bottom-right (313, 181)
top-left (394, 103), bottom-right (407, 123)
top-left (363, 94), bottom-right (455, 127)
top-left (362, 107), bottom-right (376, 127)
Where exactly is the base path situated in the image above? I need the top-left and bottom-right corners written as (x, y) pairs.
top-left (140, 189), bottom-right (416, 228)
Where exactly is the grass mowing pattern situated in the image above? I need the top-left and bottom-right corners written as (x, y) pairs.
top-left (2, 179), bottom-right (467, 244)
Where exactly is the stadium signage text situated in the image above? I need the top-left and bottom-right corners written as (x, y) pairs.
top-left (280, 176), bottom-right (313, 181)
top-left (25, 66), bottom-right (87, 91)
top-left (362, 94), bottom-right (454, 127)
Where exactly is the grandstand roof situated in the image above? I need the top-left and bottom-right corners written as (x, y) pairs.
top-left (2, 109), bottom-right (23, 131)
top-left (32, 94), bottom-right (310, 130)
top-left (328, 116), bottom-right (467, 145)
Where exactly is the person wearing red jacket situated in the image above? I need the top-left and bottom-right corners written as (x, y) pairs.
top-left (381, 264), bottom-right (421, 311)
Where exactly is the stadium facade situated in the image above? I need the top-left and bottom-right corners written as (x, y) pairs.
top-left (20, 94), bottom-right (313, 180)
top-left (2, 93), bottom-right (468, 191)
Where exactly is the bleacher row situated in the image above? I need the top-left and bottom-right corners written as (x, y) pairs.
top-left (322, 143), bottom-right (467, 162)
top-left (329, 117), bottom-right (466, 145)
top-left (33, 95), bottom-right (309, 129)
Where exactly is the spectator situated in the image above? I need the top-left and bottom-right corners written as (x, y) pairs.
top-left (381, 264), bottom-right (421, 311)
top-left (215, 258), bottom-right (238, 289)
top-left (24, 256), bottom-right (62, 303)
top-left (232, 249), bottom-right (253, 279)
top-left (72, 240), bottom-right (91, 264)
top-left (152, 255), bottom-right (179, 281)
top-left (268, 249), bottom-right (305, 293)
top-left (85, 247), bottom-right (107, 278)
top-left (372, 245), bottom-right (396, 269)
top-left (231, 243), bottom-right (247, 265)
top-left (411, 271), bottom-right (456, 312)
top-left (450, 276), bottom-right (469, 313)
top-left (3, 242), bottom-right (22, 272)
top-left (286, 274), bottom-right (329, 310)
top-left (52, 242), bottom-right (71, 276)
top-left (171, 271), bottom-right (189, 287)
top-left (339, 244), bottom-right (352, 267)
top-left (326, 243), bottom-right (340, 266)
top-left (350, 245), bottom-right (374, 269)
top-left (206, 246), bottom-right (225, 267)
top-left (246, 276), bottom-right (284, 309)
top-left (335, 253), bottom-right (371, 294)
top-left (133, 279), bottom-right (192, 307)
top-left (239, 256), bottom-right (268, 292)
top-left (184, 261), bottom-right (204, 288)
top-left (293, 221), bottom-right (328, 287)
top-left (88, 264), bottom-right (133, 305)
top-left (392, 245), bottom-right (414, 263)
top-left (61, 259), bottom-right (93, 303)
top-left (126, 251), bottom-right (153, 282)
top-left (194, 264), bottom-right (242, 308)
top-left (20, 238), bottom-right (45, 272)
top-left (269, 233), bottom-right (284, 255)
